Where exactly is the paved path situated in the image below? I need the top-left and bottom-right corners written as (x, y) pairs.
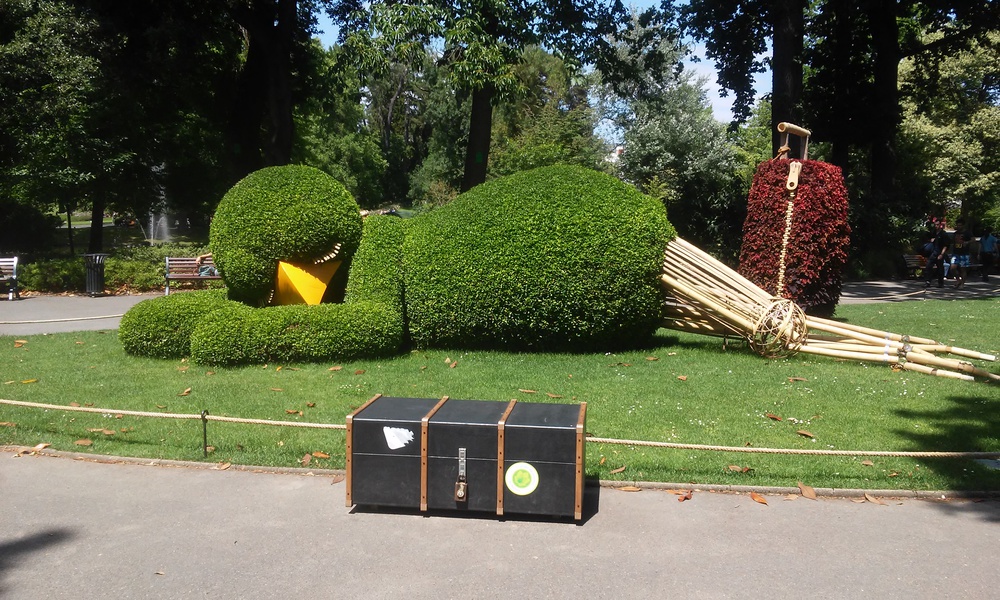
top-left (1, 452), bottom-right (998, 599)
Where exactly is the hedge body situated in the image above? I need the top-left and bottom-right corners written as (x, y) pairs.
top-left (738, 160), bottom-right (851, 317)
top-left (403, 165), bottom-right (675, 351)
top-left (210, 165), bottom-right (363, 306)
top-left (118, 289), bottom-right (234, 358)
top-left (189, 215), bottom-right (406, 366)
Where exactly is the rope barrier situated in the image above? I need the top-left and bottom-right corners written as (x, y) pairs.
top-left (0, 314), bottom-right (125, 325)
top-left (3, 398), bottom-right (995, 458)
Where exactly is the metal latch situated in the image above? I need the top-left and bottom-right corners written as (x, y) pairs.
top-left (454, 447), bottom-right (468, 502)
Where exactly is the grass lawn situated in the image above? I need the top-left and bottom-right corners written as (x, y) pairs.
top-left (2, 297), bottom-right (998, 491)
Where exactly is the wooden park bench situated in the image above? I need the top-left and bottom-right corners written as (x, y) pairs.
top-left (0, 256), bottom-right (19, 300)
top-left (164, 256), bottom-right (222, 295)
top-left (901, 254), bottom-right (925, 279)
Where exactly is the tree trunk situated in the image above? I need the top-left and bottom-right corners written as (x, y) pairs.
top-left (263, 0), bottom-right (296, 166)
top-left (461, 84), bottom-right (495, 192)
top-left (88, 198), bottom-right (105, 254)
top-left (867, 0), bottom-right (900, 206)
top-left (770, 0), bottom-right (805, 157)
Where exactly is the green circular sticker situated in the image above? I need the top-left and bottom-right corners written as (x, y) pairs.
top-left (505, 462), bottom-right (539, 496)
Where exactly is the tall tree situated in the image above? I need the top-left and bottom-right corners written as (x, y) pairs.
top-left (331, 0), bottom-right (629, 191)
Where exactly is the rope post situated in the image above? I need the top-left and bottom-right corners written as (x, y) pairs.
top-left (201, 409), bottom-right (209, 457)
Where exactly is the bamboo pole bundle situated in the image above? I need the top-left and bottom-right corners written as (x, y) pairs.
top-left (659, 237), bottom-right (998, 382)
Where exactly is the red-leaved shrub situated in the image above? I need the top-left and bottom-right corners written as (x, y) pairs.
top-left (738, 159), bottom-right (850, 317)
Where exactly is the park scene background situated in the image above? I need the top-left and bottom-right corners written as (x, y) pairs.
top-left (1, 1), bottom-right (999, 493)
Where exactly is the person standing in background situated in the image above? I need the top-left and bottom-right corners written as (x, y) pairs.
top-left (980, 228), bottom-right (997, 282)
top-left (950, 219), bottom-right (971, 289)
top-left (924, 218), bottom-right (949, 289)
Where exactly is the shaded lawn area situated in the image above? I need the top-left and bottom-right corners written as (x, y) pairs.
top-left (2, 298), bottom-right (998, 491)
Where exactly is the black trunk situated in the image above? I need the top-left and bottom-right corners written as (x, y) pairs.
top-left (868, 0), bottom-right (899, 205)
top-left (88, 198), bottom-right (105, 253)
top-left (461, 85), bottom-right (495, 192)
top-left (770, 0), bottom-right (805, 157)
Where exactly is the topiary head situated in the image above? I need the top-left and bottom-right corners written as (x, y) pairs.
top-left (209, 165), bottom-right (363, 306)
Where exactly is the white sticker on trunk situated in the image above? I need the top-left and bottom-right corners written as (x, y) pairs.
top-left (382, 426), bottom-right (414, 450)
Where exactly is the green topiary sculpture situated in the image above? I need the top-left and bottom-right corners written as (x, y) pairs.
top-left (120, 164), bottom-right (676, 365)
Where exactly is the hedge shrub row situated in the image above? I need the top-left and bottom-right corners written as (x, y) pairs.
top-left (118, 289), bottom-right (234, 358)
top-left (403, 164), bottom-right (675, 351)
top-left (210, 165), bottom-right (362, 306)
top-left (189, 215), bottom-right (406, 365)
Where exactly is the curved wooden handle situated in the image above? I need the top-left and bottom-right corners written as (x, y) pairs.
top-left (777, 122), bottom-right (811, 138)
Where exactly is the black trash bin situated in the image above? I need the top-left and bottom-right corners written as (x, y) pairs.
top-left (84, 253), bottom-right (109, 296)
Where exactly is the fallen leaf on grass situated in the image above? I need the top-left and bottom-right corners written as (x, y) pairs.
top-left (861, 460), bottom-right (874, 467)
top-left (728, 465), bottom-right (752, 473)
top-left (205, 446), bottom-right (216, 453)
top-left (796, 430), bottom-right (815, 439)
top-left (864, 493), bottom-right (886, 506)
top-left (449, 361), bottom-right (458, 369)
top-left (750, 492), bottom-right (768, 505)
top-left (178, 387), bottom-right (191, 397)
top-left (677, 375), bottom-right (688, 381)
top-left (21, 379), bottom-right (38, 384)
top-left (609, 465), bottom-right (626, 474)
top-left (74, 439), bottom-right (93, 447)
top-left (646, 356), bottom-right (659, 361)
top-left (797, 481), bottom-right (817, 500)
top-left (518, 389), bottom-right (537, 394)
top-left (312, 451), bottom-right (330, 459)
top-left (545, 393), bottom-right (562, 398)
top-left (205, 371), bottom-right (215, 376)
top-left (86, 428), bottom-right (115, 436)
top-left (615, 486), bottom-right (642, 492)
top-left (306, 402), bottom-right (316, 408)
top-left (599, 455), bottom-right (606, 465)
top-left (156, 405), bottom-right (167, 409)
top-left (888, 471), bottom-right (899, 477)
top-left (177, 366), bottom-right (189, 372)
top-left (328, 366), bottom-right (343, 371)
top-left (0, 422), bottom-right (15, 427)
top-left (765, 413), bottom-right (783, 421)
top-left (14, 340), bottom-right (27, 348)
top-left (667, 352), bottom-right (677, 356)
top-left (354, 370), bottom-right (365, 375)
top-left (788, 377), bottom-right (808, 382)
top-left (285, 409), bottom-right (303, 416)
top-left (69, 402), bottom-right (80, 407)
top-left (301, 454), bottom-right (312, 467)
top-left (271, 388), bottom-right (284, 392)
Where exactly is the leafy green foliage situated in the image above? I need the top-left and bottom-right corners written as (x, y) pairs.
top-left (404, 165), bottom-right (676, 351)
top-left (118, 289), bottom-right (234, 358)
top-left (209, 165), bottom-right (363, 306)
top-left (18, 259), bottom-right (86, 293)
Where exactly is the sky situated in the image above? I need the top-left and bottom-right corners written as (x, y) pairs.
top-left (311, 4), bottom-right (769, 124)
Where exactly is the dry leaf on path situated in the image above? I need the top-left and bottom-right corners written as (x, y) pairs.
top-left (864, 493), bottom-right (887, 506)
top-left (216, 462), bottom-right (231, 471)
top-left (330, 474), bottom-right (346, 484)
top-left (750, 492), bottom-right (768, 505)
top-left (797, 481), bottom-right (817, 500)
top-left (616, 486), bottom-right (642, 492)
top-left (784, 494), bottom-right (799, 501)
top-left (677, 490), bottom-right (693, 502)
